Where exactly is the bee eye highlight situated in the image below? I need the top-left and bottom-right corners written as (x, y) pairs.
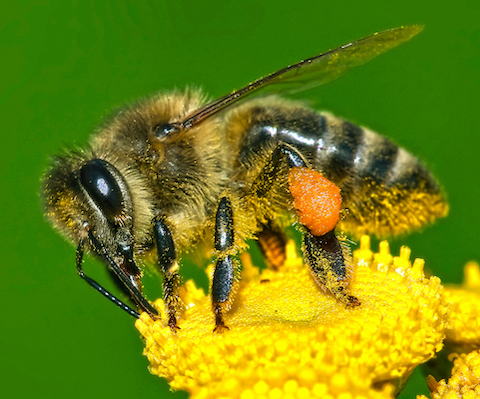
top-left (80, 159), bottom-right (124, 220)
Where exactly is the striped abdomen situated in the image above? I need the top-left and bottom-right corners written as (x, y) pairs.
top-left (236, 102), bottom-right (448, 237)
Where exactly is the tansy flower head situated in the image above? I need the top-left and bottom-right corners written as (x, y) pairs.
top-left (136, 236), bottom-right (449, 399)
top-left (418, 350), bottom-right (480, 399)
top-left (443, 261), bottom-right (480, 350)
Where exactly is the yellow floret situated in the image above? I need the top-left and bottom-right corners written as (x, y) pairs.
top-left (136, 236), bottom-right (449, 398)
top-left (443, 261), bottom-right (480, 349)
top-left (417, 350), bottom-right (480, 399)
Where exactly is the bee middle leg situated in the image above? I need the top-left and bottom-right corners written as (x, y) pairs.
top-left (257, 222), bottom-right (287, 270)
top-left (211, 196), bottom-right (240, 332)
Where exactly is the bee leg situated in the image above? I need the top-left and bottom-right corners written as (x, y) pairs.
top-left (276, 144), bottom-right (359, 307)
top-left (212, 196), bottom-right (240, 333)
top-left (253, 142), bottom-right (358, 306)
top-left (76, 240), bottom-right (141, 318)
top-left (257, 222), bottom-right (287, 270)
top-left (154, 218), bottom-right (182, 331)
top-left (303, 229), bottom-right (360, 307)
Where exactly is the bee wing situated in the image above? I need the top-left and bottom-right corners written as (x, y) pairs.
top-left (179, 25), bottom-right (423, 130)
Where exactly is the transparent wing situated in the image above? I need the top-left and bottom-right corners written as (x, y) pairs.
top-left (178, 25), bottom-right (423, 131)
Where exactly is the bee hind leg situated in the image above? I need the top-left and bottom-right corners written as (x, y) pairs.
top-left (252, 143), bottom-right (359, 307)
top-left (303, 229), bottom-right (360, 307)
top-left (212, 196), bottom-right (240, 333)
top-left (278, 144), bottom-right (360, 307)
top-left (154, 218), bottom-right (182, 331)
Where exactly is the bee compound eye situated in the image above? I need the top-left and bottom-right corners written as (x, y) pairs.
top-left (79, 159), bottom-right (124, 220)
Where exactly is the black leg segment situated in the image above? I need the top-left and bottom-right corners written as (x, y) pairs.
top-left (154, 218), bottom-right (176, 273)
top-left (215, 197), bottom-right (235, 252)
top-left (304, 230), bottom-right (347, 282)
top-left (212, 255), bottom-right (235, 304)
top-left (154, 218), bottom-right (182, 330)
top-left (303, 229), bottom-right (360, 307)
top-left (212, 196), bottom-right (239, 332)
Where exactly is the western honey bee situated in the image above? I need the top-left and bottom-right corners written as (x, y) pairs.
top-left (42, 26), bottom-right (447, 331)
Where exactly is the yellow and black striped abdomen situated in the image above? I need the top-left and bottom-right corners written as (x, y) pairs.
top-left (315, 113), bottom-right (448, 237)
top-left (234, 101), bottom-right (448, 238)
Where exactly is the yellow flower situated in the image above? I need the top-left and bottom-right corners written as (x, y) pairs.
top-left (443, 261), bottom-right (480, 350)
top-left (417, 261), bottom-right (480, 399)
top-left (136, 236), bottom-right (449, 399)
top-left (417, 350), bottom-right (480, 399)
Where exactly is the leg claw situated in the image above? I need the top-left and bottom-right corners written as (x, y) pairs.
top-left (213, 323), bottom-right (230, 333)
top-left (345, 295), bottom-right (361, 308)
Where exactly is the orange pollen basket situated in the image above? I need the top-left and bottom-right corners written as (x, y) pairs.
top-left (288, 167), bottom-right (342, 236)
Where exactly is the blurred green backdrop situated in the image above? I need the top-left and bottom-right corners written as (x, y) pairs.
top-left (2, 1), bottom-right (479, 398)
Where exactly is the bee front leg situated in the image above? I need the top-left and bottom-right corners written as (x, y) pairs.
top-left (153, 218), bottom-right (182, 331)
top-left (76, 239), bottom-right (141, 318)
top-left (212, 196), bottom-right (240, 333)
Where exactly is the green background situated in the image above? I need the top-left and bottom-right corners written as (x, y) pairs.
top-left (2, 1), bottom-right (479, 398)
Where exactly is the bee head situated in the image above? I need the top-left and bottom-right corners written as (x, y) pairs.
top-left (42, 154), bottom-right (141, 278)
